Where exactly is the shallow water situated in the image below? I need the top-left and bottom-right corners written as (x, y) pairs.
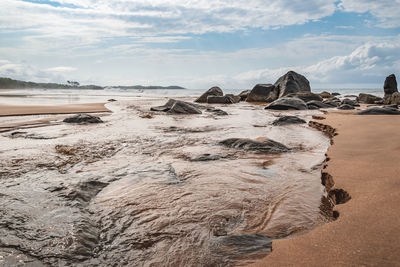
top-left (0, 97), bottom-right (331, 266)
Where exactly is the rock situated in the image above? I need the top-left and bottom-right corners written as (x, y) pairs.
top-left (107, 99), bottom-right (117, 102)
top-left (219, 138), bottom-right (291, 153)
top-left (272, 116), bottom-right (306, 126)
top-left (207, 95), bottom-right (234, 104)
top-left (225, 94), bottom-right (241, 103)
top-left (357, 93), bottom-right (382, 104)
top-left (150, 99), bottom-right (202, 114)
top-left (322, 99), bottom-right (340, 107)
top-left (206, 108), bottom-right (228, 116)
top-left (306, 100), bottom-right (333, 109)
top-left (357, 106), bottom-right (400, 115)
top-left (190, 154), bottom-right (228, 161)
top-left (332, 92), bottom-right (340, 96)
top-left (195, 86), bottom-right (223, 103)
top-left (344, 95), bottom-right (357, 98)
top-left (63, 114), bottom-right (103, 123)
top-left (246, 84), bottom-right (278, 102)
top-left (387, 104), bottom-right (399, 109)
top-left (341, 98), bottom-right (359, 106)
top-left (384, 74), bottom-right (398, 95)
top-left (319, 91), bottom-right (332, 98)
top-left (286, 92), bottom-right (322, 102)
top-left (265, 97), bottom-right (308, 110)
top-left (385, 92), bottom-right (400, 105)
top-left (338, 104), bottom-right (355, 110)
top-left (274, 71), bottom-right (311, 98)
top-left (238, 90), bottom-right (251, 101)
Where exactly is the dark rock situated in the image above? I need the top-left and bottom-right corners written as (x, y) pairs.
top-left (225, 94), bottom-right (241, 103)
top-left (357, 106), bottom-right (400, 115)
top-left (190, 154), bottom-right (228, 161)
top-left (195, 86), bottom-right (223, 103)
top-left (306, 100), bottom-right (333, 109)
top-left (238, 90), bottom-right (251, 101)
top-left (341, 98), bottom-right (359, 106)
top-left (207, 95), bottom-right (234, 104)
top-left (387, 104), bottom-right (399, 109)
top-left (107, 99), bottom-right (117, 102)
top-left (322, 99), bottom-right (340, 107)
top-left (384, 92), bottom-right (400, 105)
top-left (357, 93), bottom-right (382, 104)
top-left (246, 84), bottom-right (278, 102)
top-left (319, 91), bottom-right (332, 98)
top-left (332, 92), bottom-right (340, 96)
top-left (206, 108), bottom-right (228, 116)
top-left (338, 104), bottom-right (355, 110)
top-left (286, 92), bottom-right (323, 102)
top-left (219, 138), bottom-right (291, 153)
top-left (63, 114), bottom-right (103, 124)
top-left (150, 99), bottom-right (202, 114)
top-left (384, 74), bottom-right (398, 95)
top-left (272, 116), bottom-right (306, 126)
top-left (274, 71), bottom-right (311, 98)
top-left (265, 97), bottom-right (307, 110)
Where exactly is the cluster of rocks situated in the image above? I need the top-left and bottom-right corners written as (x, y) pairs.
top-left (194, 86), bottom-right (242, 104)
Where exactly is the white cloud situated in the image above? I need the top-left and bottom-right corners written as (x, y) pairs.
top-left (45, 66), bottom-right (77, 72)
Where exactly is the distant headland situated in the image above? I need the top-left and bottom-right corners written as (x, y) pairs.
top-left (0, 77), bottom-right (186, 90)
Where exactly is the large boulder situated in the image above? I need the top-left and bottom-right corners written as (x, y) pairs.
top-left (207, 95), bottom-right (234, 104)
top-left (384, 74), bottom-right (398, 95)
top-left (274, 71), bottom-right (311, 98)
top-left (219, 138), bottom-right (291, 153)
top-left (272, 116), bottom-right (306, 126)
top-left (238, 90), bottom-right (251, 101)
top-left (246, 84), bottom-right (278, 102)
top-left (151, 99), bottom-right (202, 114)
top-left (195, 86), bottom-right (223, 103)
top-left (357, 93), bottom-right (382, 104)
top-left (286, 92), bottom-right (322, 102)
top-left (357, 106), bottom-right (400, 115)
top-left (341, 98), bottom-right (359, 106)
top-left (63, 114), bottom-right (103, 123)
top-left (265, 97), bottom-right (308, 110)
top-left (225, 94), bottom-right (241, 103)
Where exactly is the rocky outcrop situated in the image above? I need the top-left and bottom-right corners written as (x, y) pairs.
top-left (63, 114), bottom-right (103, 124)
top-left (207, 95), bottom-right (234, 104)
top-left (383, 74), bottom-right (398, 104)
top-left (195, 86), bottom-right (223, 103)
top-left (246, 84), bottom-right (278, 102)
top-left (357, 93), bottom-right (382, 104)
top-left (238, 90), bottom-right (251, 101)
top-left (219, 138), bottom-right (291, 153)
top-left (357, 106), bottom-right (400, 115)
top-left (274, 71), bottom-right (311, 98)
top-left (272, 116), bottom-right (306, 126)
top-left (151, 99), bottom-right (202, 114)
top-left (265, 97), bottom-right (308, 110)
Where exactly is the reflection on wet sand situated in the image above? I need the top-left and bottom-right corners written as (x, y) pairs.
top-left (0, 98), bottom-right (331, 266)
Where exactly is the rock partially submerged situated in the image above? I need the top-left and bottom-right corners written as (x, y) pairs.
top-left (219, 138), bottom-right (291, 153)
top-left (272, 116), bottom-right (306, 126)
top-left (195, 86), bottom-right (223, 103)
top-left (357, 106), bottom-right (400, 115)
top-left (206, 108), bottom-right (228, 116)
top-left (190, 154), bottom-right (229, 161)
top-left (151, 99), bottom-right (202, 114)
top-left (63, 114), bottom-right (103, 124)
top-left (265, 97), bottom-right (308, 110)
top-left (246, 84), bottom-right (278, 102)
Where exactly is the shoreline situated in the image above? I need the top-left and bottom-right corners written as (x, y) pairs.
top-left (0, 102), bottom-right (110, 117)
top-left (248, 110), bottom-right (400, 266)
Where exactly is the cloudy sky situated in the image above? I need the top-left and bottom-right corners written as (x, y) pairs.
top-left (0, 0), bottom-right (399, 89)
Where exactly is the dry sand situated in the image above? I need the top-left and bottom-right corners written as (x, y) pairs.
top-left (248, 111), bottom-right (400, 266)
top-left (0, 103), bottom-right (110, 117)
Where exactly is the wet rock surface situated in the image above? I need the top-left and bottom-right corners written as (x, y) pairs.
top-left (274, 71), bottom-right (311, 98)
top-left (265, 97), bottom-right (308, 110)
top-left (357, 93), bottom-right (382, 104)
top-left (195, 86), bottom-right (223, 103)
top-left (63, 114), bottom-right (103, 124)
top-left (272, 116), bottom-right (306, 126)
top-left (219, 138), bottom-right (291, 153)
top-left (150, 99), bottom-right (202, 114)
top-left (246, 84), bottom-right (278, 102)
top-left (357, 106), bottom-right (400, 115)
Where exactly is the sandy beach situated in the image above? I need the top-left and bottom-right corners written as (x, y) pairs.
top-left (249, 111), bottom-right (400, 266)
top-left (0, 103), bottom-right (110, 117)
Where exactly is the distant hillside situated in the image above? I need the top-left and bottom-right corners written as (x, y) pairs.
top-left (0, 77), bottom-right (185, 90)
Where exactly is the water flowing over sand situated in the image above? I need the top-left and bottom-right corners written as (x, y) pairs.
top-left (0, 97), bottom-right (332, 266)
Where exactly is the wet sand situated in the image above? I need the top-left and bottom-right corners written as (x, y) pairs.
top-left (249, 111), bottom-right (400, 266)
top-left (0, 103), bottom-right (110, 117)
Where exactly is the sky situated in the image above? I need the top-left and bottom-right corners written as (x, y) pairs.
top-left (0, 0), bottom-right (399, 89)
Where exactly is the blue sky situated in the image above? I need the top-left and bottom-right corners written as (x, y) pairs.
top-left (0, 0), bottom-right (399, 88)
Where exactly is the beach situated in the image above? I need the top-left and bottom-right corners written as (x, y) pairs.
top-left (249, 111), bottom-right (400, 266)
